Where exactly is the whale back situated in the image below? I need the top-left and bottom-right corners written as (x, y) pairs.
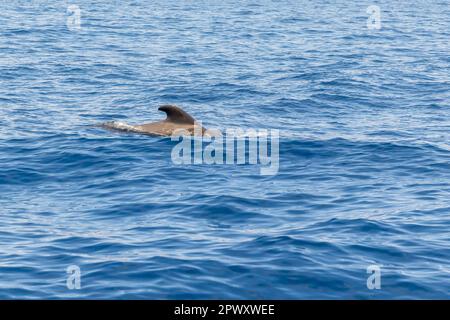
top-left (159, 105), bottom-right (196, 124)
top-left (100, 105), bottom-right (204, 137)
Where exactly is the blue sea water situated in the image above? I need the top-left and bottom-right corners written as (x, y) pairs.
top-left (0, 0), bottom-right (449, 299)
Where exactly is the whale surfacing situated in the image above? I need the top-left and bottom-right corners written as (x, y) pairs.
top-left (101, 105), bottom-right (206, 137)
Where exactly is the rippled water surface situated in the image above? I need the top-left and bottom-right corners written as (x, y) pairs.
top-left (0, 0), bottom-right (449, 299)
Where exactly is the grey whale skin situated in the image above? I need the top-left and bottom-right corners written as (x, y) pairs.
top-left (101, 105), bottom-right (206, 136)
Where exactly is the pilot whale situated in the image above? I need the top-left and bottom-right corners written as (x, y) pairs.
top-left (101, 105), bottom-right (206, 137)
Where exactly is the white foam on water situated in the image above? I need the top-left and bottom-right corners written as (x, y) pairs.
top-left (101, 121), bottom-right (144, 133)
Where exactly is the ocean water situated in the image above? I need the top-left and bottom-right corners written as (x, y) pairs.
top-left (0, 0), bottom-right (449, 299)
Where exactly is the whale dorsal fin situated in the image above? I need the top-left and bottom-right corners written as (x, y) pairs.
top-left (158, 105), bottom-right (196, 124)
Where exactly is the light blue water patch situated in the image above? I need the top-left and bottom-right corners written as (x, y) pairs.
top-left (0, 0), bottom-right (449, 299)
